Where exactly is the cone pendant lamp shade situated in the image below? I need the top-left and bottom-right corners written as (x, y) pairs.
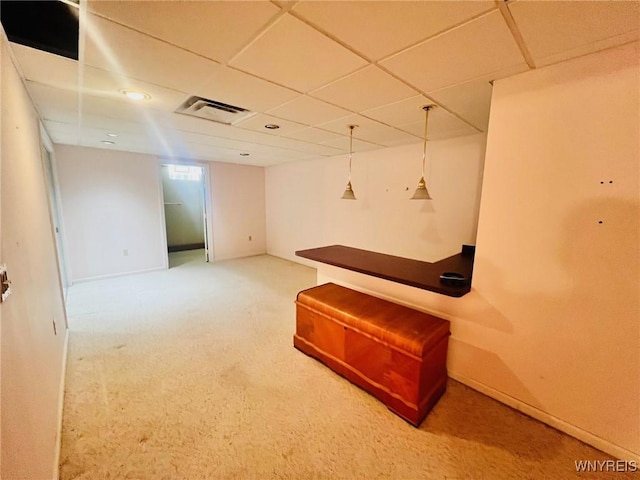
top-left (411, 105), bottom-right (434, 200)
top-left (411, 176), bottom-right (431, 200)
top-left (341, 181), bottom-right (356, 200)
top-left (341, 125), bottom-right (358, 200)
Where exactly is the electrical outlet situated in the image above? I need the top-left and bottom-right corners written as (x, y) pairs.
top-left (123, 249), bottom-right (129, 256)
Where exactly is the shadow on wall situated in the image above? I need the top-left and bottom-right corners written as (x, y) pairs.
top-left (422, 380), bottom-right (561, 461)
top-left (445, 196), bottom-right (639, 455)
top-left (447, 337), bottom-right (542, 410)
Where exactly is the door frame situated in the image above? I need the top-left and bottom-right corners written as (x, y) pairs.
top-left (39, 124), bottom-right (71, 303)
top-left (158, 160), bottom-right (214, 265)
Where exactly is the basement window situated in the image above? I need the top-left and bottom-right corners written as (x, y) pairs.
top-left (167, 165), bottom-right (202, 182)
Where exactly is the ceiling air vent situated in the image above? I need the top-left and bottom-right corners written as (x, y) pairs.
top-left (175, 96), bottom-right (253, 125)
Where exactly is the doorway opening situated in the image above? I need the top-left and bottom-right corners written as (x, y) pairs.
top-left (41, 140), bottom-right (70, 301)
top-left (160, 163), bottom-right (210, 267)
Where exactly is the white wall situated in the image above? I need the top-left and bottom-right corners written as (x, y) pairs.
top-left (210, 161), bottom-right (266, 261)
top-left (266, 135), bottom-right (487, 264)
top-left (472, 41), bottom-right (639, 458)
top-left (160, 165), bottom-right (205, 248)
top-left (55, 146), bottom-right (267, 277)
top-left (1, 33), bottom-right (68, 479)
top-left (55, 145), bottom-right (167, 282)
top-left (306, 42), bottom-right (640, 461)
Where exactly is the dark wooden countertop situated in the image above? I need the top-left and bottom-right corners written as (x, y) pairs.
top-left (295, 245), bottom-right (474, 297)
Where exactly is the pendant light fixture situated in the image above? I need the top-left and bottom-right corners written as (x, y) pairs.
top-left (411, 105), bottom-right (435, 200)
top-left (341, 124), bottom-right (358, 200)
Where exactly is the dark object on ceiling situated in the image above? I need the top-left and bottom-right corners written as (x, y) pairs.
top-left (1, 0), bottom-right (79, 60)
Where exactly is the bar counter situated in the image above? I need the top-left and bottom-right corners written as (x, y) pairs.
top-left (295, 245), bottom-right (475, 298)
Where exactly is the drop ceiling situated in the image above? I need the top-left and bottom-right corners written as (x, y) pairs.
top-left (6, 0), bottom-right (640, 166)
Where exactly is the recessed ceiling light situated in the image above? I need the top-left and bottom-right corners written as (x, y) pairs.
top-left (101, 140), bottom-right (115, 145)
top-left (239, 153), bottom-right (250, 156)
top-left (264, 124), bottom-right (280, 130)
top-left (120, 90), bottom-right (150, 101)
top-left (106, 132), bottom-right (118, 137)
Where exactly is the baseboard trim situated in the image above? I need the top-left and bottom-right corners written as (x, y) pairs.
top-left (72, 266), bottom-right (166, 283)
top-left (449, 371), bottom-right (640, 463)
top-left (212, 251), bottom-right (266, 262)
top-left (167, 243), bottom-right (205, 253)
top-left (53, 328), bottom-right (70, 479)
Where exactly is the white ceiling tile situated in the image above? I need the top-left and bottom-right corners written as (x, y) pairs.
top-left (11, 43), bottom-right (78, 89)
top-left (81, 96), bottom-right (145, 123)
top-left (84, 14), bottom-right (218, 94)
top-left (44, 121), bottom-right (79, 145)
top-left (235, 114), bottom-right (308, 136)
top-left (47, 131), bottom-right (80, 146)
top-left (229, 14), bottom-right (367, 92)
top-left (162, 112), bottom-right (341, 157)
top-left (362, 95), bottom-right (433, 128)
top-left (318, 114), bottom-right (419, 147)
top-left (193, 66), bottom-right (299, 113)
top-left (310, 66), bottom-right (418, 113)
top-left (381, 11), bottom-right (527, 92)
top-left (87, 0), bottom-right (281, 63)
top-left (283, 127), bottom-right (346, 145)
top-left (80, 66), bottom-right (188, 115)
top-left (162, 112), bottom-right (250, 138)
top-left (27, 83), bottom-right (79, 124)
top-left (319, 136), bottom-right (383, 154)
top-left (286, 142), bottom-right (345, 156)
top-left (428, 80), bottom-right (493, 131)
top-left (80, 115), bottom-right (146, 135)
top-left (266, 96), bottom-right (351, 125)
top-left (14, 0), bottom-right (636, 166)
top-left (293, 0), bottom-right (495, 61)
top-left (181, 142), bottom-right (261, 163)
top-left (76, 126), bottom-right (156, 152)
top-left (398, 107), bottom-right (480, 141)
top-left (509, 0), bottom-right (640, 66)
top-left (174, 131), bottom-right (253, 151)
top-left (76, 136), bottom-right (158, 157)
top-left (168, 114), bottom-right (285, 147)
top-left (44, 120), bottom-right (76, 134)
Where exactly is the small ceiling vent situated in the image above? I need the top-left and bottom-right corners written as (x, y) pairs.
top-left (175, 96), bottom-right (253, 125)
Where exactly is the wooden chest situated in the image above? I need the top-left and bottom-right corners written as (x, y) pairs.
top-left (294, 283), bottom-right (451, 426)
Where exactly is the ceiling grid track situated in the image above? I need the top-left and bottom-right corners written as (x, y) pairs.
top-left (225, 9), bottom-right (290, 67)
top-left (10, 0), bottom-right (636, 165)
top-left (496, 0), bottom-right (537, 69)
top-left (288, 7), bottom-right (490, 133)
top-left (371, 64), bottom-right (483, 134)
top-left (88, 12), bottom-right (223, 66)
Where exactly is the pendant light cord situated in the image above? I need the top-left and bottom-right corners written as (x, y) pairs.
top-left (421, 106), bottom-right (431, 178)
top-left (348, 125), bottom-right (355, 181)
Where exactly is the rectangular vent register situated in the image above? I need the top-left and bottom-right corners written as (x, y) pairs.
top-left (175, 96), bottom-right (253, 125)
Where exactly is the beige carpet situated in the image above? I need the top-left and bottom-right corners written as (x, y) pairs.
top-left (60, 250), bottom-right (630, 479)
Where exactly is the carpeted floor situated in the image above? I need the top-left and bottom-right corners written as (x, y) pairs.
top-left (59, 250), bottom-right (631, 479)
